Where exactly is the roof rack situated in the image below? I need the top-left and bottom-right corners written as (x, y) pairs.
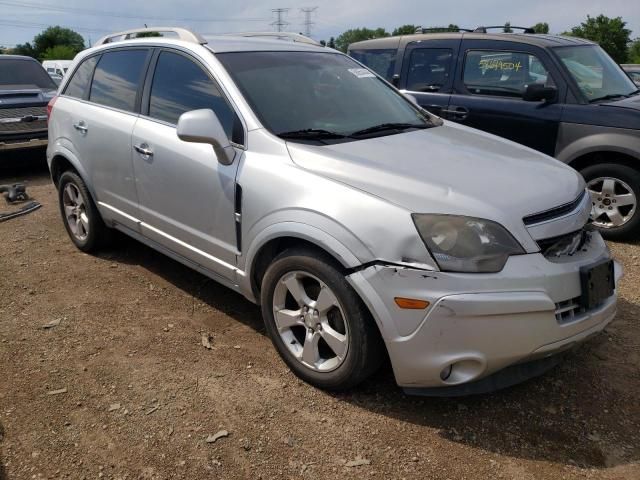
top-left (414, 26), bottom-right (473, 34)
top-left (225, 32), bottom-right (321, 46)
top-left (95, 27), bottom-right (207, 46)
top-left (473, 26), bottom-right (535, 34)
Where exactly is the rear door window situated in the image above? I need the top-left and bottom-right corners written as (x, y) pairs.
top-left (147, 50), bottom-right (243, 144)
top-left (64, 57), bottom-right (98, 99)
top-left (89, 49), bottom-right (148, 112)
top-left (349, 49), bottom-right (397, 80)
top-left (406, 48), bottom-right (453, 92)
top-left (463, 50), bottom-right (555, 97)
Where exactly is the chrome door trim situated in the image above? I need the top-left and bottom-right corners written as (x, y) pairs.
top-left (98, 201), bottom-right (245, 277)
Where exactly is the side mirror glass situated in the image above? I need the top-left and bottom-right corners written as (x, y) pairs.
top-left (523, 84), bottom-right (557, 103)
top-left (177, 109), bottom-right (236, 165)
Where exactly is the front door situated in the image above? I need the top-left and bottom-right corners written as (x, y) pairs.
top-left (448, 40), bottom-right (564, 156)
top-left (399, 39), bottom-right (461, 117)
top-left (131, 49), bottom-right (245, 282)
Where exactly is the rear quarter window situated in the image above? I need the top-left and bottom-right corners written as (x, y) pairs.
top-left (349, 49), bottom-right (397, 81)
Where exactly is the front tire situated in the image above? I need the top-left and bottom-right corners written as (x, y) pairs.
top-left (581, 163), bottom-right (640, 241)
top-left (260, 247), bottom-right (384, 390)
top-left (58, 171), bottom-right (111, 252)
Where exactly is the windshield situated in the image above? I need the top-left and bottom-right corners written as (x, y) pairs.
top-left (216, 51), bottom-right (434, 140)
top-left (0, 58), bottom-right (57, 89)
top-left (555, 45), bottom-right (637, 102)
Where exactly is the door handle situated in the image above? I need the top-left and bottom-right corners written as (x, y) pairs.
top-left (73, 121), bottom-right (88, 134)
top-left (442, 106), bottom-right (469, 121)
top-left (133, 143), bottom-right (154, 157)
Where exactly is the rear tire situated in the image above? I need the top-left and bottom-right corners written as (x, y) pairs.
top-left (58, 171), bottom-right (111, 252)
top-left (260, 247), bottom-right (384, 390)
top-left (581, 163), bottom-right (640, 241)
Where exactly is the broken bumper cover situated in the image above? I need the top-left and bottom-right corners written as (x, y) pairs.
top-left (347, 232), bottom-right (621, 393)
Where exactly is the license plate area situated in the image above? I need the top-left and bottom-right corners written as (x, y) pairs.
top-left (580, 259), bottom-right (615, 310)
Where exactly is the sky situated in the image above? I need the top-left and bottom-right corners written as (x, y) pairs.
top-left (0, 0), bottom-right (638, 48)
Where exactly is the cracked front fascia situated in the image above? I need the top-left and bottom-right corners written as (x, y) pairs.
top-left (346, 263), bottom-right (440, 338)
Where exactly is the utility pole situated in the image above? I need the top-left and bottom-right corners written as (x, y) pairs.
top-left (300, 7), bottom-right (318, 37)
top-left (271, 8), bottom-right (290, 32)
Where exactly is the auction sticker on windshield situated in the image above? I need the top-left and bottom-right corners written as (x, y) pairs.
top-left (348, 68), bottom-right (376, 78)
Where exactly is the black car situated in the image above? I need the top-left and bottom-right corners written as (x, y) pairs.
top-left (349, 28), bottom-right (640, 239)
top-left (0, 55), bottom-right (57, 154)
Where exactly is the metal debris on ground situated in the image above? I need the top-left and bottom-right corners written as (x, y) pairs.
top-left (42, 318), bottom-right (62, 329)
top-left (47, 388), bottom-right (68, 395)
top-left (206, 430), bottom-right (229, 443)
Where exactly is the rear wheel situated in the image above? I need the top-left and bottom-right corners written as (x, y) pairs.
top-left (260, 247), bottom-right (384, 390)
top-left (581, 163), bottom-right (640, 241)
top-left (58, 171), bottom-right (111, 252)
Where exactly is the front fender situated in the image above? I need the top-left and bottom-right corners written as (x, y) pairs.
top-left (238, 216), bottom-right (373, 300)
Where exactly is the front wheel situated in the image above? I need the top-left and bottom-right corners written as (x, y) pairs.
top-left (581, 163), bottom-right (640, 241)
top-left (260, 248), bottom-right (384, 391)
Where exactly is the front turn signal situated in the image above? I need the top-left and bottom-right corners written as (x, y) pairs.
top-left (394, 297), bottom-right (430, 310)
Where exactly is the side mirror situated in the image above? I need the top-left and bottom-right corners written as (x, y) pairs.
top-left (523, 84), bottom-right (557, 103)
top-left (177, 109), bottom-right (236, 165)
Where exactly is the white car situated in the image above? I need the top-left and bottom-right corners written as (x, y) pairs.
top-left (42, 60), bottom-right (73, 77)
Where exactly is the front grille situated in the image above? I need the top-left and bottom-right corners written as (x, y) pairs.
top-left (0, 106), bottom-right (47, 134)
top-left (555, 297), bottom-right (584, 324)
top-left (523, 191), bottom-right (587, 226)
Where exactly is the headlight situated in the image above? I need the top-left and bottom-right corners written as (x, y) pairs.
top-left (412, 214), bottom-right (525, 273)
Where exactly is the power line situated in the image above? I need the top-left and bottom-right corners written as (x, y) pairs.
top-left (0, 0), bottom-right (270, 23)
top-left (300, 7), bottom-right (317, 37)
top-left (0, 18), bottom-right (110, 34)
top-left (271, 8), bottom-right (289, 32)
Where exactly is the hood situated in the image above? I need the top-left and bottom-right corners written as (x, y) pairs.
top-left (0, 86), bottom-right (56, 107)
top-left (286, 122), bottom-right (584, 237)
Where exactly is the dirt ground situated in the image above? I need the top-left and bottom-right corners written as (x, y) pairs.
top-left (1, 151), bottom-right (639, 480)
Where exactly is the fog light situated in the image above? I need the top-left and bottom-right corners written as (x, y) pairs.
top-left (440, 364), bottom-right (453, 381)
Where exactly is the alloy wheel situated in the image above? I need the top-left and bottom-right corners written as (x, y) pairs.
top-left (62, 183), bottom-right (89, 241)
top-left (272, 271), bottom-right (349, 372)
top-left (587, 176), bottom-right (637, 229)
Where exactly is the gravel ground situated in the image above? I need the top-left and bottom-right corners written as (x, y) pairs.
top-left (1, 152), bottom-right (639, 480)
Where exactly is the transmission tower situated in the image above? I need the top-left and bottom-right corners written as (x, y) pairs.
top-left (271, 8), bottom-right (290, 32)
top-left (300, 7), bottom-right (318, 37)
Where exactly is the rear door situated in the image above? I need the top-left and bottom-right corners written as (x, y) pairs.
top-left (399, 38), bottom-right (460, 117)
top-left (131, 48), bottom-right (244, 282)
top-left (448, 39), bottom-right (564, 156)
top-left (61, 48), bottom-right (151, 231)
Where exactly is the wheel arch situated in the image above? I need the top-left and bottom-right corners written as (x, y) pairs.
top-left (49, 149), bottom-right (98, 200)
top-left (244, 226), bottom-right (366, 302)
top-left (568, 150), bottom-right (640, 173)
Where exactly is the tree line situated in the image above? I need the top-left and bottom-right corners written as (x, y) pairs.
top-left (1, 15), bottom-right (639, 65)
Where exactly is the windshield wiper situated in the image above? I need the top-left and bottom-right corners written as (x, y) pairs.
top-left (350, 122), bottom-right (430, 137)
top-left (589, 93), bottom-right (629, 103)
top-left (277, 128), bottom-right (347, 140)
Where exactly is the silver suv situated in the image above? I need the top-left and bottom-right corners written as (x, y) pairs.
top-left (47, 28), bottom-right (621, 395)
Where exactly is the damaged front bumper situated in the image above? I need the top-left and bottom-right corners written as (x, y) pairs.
top-left (346, 232), bottom-right (621, 394)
